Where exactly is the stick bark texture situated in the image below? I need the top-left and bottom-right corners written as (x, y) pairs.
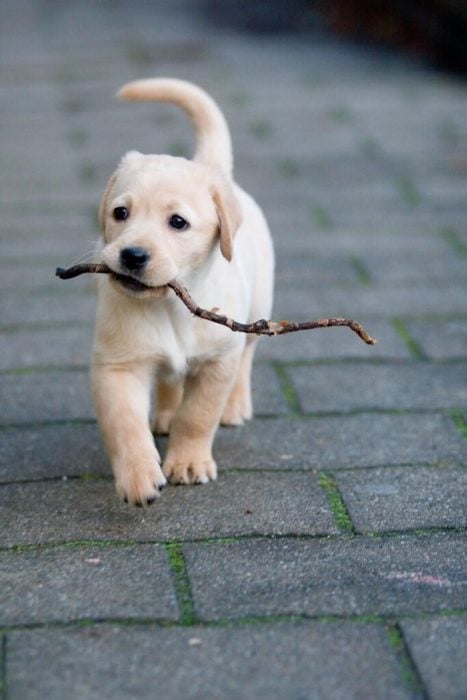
top-left (55, 263), bottom-right (377, 345)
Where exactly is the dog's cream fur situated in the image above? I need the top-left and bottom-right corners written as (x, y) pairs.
top-left (91, 78), bottom-right (274, 505)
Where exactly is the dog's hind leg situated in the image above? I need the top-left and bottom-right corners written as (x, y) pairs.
top-left (163, 349), bottom-right (241, 484)
top-left (152, 379), bottom-right (184, 435)
top-left (221, 339), bottom-right (257, 427)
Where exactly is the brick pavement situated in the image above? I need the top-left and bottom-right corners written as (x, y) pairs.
top-left (1, 1), bottom-right (466, 699)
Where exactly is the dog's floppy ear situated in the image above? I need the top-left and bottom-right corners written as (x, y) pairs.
top-left (211, 175), bottom-right (243, 261)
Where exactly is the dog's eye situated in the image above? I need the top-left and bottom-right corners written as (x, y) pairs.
top-left (113, 206), bottom-right (129, 222)
top-left (169, 214), bottom-right (189, 231)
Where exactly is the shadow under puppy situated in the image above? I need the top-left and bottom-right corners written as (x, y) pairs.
top-left (92, 78), bottom-right (274, 506)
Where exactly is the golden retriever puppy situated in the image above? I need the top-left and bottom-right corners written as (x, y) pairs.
top-left (91, 78), bottom-right (274, 505)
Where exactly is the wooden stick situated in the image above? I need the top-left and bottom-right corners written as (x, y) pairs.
top-left (56, 263), bottom-right (110, 278)
top-left (56, 263), bottom-right (377, 345)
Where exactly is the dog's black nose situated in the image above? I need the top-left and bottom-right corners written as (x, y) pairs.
top-left (120, 247), bottom-right (150, 271)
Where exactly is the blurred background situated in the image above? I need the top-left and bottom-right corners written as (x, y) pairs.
top-left (209, 0), bottom-right (467, 74)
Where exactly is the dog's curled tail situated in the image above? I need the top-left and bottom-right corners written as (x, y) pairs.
top-left (117, 78), bottom-right (233, 176)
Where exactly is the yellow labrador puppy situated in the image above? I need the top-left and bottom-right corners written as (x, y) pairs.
top-left (92, 78), bottom-right (274, 506)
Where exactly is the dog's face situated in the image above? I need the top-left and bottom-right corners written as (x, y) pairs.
top-left (98, 151), bottom-right (242, 299)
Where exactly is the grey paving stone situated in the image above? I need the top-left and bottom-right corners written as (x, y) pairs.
top-left (266, 183), bottom-right (407, 219)
top-left (0, 544), bottom-right (178, 626)
top-left (0, 211), bottom-right (95, 232)
top-left (273, 285), bottom-right (467, 318)
top-left (1, 199), bottom-right (96, 218)
top-left (359, 252), bottom-right (467, 286)
top-left (0, 219), bottom-right (97, 261)
top-left (0, 370), bottom-right (93, 426)
top-left (6, 621), bottom-right (412, 700)
top-left (335, 467), bottom-right (467, 533)
top-left (263, 192), bottom-right (463, 229)
top-left (400, 616), bottom-right (467, 700)
top-left (0, 290), bottom-right (96, 327)
top-left (0, 83), bottom-right (61, 117)
top-left (407, 320), bottom-right (467, 359)
top-left (271, 227), bottom-right (455, 257)
top-left (252, 364), bottom-right (290, 416)
top-left (0, 423), bottom-right (107, 482)
top-left (216, 414), bottom-right (467, 471)
top-left (3, 177), bottom-right (89, 205)
top-left (185, 533), bottom-right (466, 620)
top-left (0, 262), bottom-right (88, 292)
top-left (255, 320), bottom-right (408, 361)
top-left (0, 326), bottom-right (93, 370)
top-left (288, 362), bottom-right (467, 413)
top-left (457, 229), bottom-right (467, 248)
top-left (0, 471), bottom-right (337, 547)
top-left (274, 254), bottom-right (360, 287)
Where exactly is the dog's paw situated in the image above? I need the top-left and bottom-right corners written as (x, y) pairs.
top-left (221, 392), bottom-right (252, 427)
top-left (115, 461), bottom-right (167, 507)
top-left (163, 456), bottom-right (217, 485)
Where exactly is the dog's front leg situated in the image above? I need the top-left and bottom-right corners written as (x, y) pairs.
top-left (163, 350), bottom-right (241, 485)
top-left (91, 360), bottom-right (166, 505)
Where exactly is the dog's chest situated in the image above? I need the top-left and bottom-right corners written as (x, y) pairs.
top-left (94, 284), bottom-right (241, 376)
top-left (152, 310), bottom-right (238, 380)
top-left (151, 309), bottom-right (194, 379)
top-left (128, 304), bottom-right (236, 377)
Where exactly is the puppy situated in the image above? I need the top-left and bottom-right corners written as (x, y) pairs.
top-left (91, 78), bottom-right (274, 505)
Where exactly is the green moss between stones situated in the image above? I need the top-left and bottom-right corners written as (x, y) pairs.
top-left (451, 412), bottom-right (467, 439)
top-left (277, 158), bottom-right (301, 179)
top-left (441, 227), bottom-right (467, 256)
top-left (386, 623), bottom-right (426, 696)
top-left (165, 543), bottom-right (196, 626)
top-left (250, 120), bottom-right (274, 142)
top-left (272, 363), bottom-right (302, 414)
top-left (310, 205), bottom-right (333, 230)
top-left (328, 105), bottom-right (353, 124)
top-left (349, 256), bottom-right (372, 285)
top-left (396, 176), bottom-right (422, 207)
top-left (392, 318), bottom-right (427, 360)
top-left (318, 473), bottom-right (355, 533)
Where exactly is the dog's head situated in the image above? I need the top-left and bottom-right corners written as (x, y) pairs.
top-left (98, 151), bottom-right (242, 299)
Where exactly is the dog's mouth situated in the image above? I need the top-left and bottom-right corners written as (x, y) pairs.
top-left (112, 272), bottom-right (153, 292)
top-left (109, 270), bottom-right (168, 297)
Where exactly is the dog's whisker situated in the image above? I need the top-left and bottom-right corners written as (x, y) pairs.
top-left (69, 248), bottom-right (101, 267)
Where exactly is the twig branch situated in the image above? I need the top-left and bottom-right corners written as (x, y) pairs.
top-left (56, 263), bottom-right (111, 278)
top-left (55, 263), bottom-right (377, 345)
